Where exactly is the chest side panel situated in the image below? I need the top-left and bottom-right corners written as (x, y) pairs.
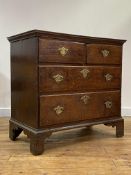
top-left (11, 37), bottom-right (39, 128)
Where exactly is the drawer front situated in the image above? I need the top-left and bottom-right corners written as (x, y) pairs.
top-left (87, 44), bottom-right (122, 64)
top-left (39, 39), bottom-right (86, 64)
top-left (40, 91), bottom-right (120, 127)
top-left (39, 66), bottom-right (121, 93)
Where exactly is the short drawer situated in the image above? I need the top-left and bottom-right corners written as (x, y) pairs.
top-left (39, 38), bottom-right (86, 64)
top-left (87, 44), bottom-right (122, 64)
top-left (40, 91), bottom-right (120, 127)
top-left (39, 65), bottom-right (121, 93)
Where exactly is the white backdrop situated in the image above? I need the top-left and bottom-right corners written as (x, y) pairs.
top-left (0, 0), bottom-right (131, 116)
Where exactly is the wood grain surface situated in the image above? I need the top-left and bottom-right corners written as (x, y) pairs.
top-left (0, 117), bottom-right (131, 175)
top-left (39, 38), bottom-right (86, 64)
top-left (40, 91), bottom-right (120, 127)
top-left (87, 44), bottom-right (122, 64)
top-left (39, 65), bottom-right (121, 93)
top-left (11, 37), bottom-right (39, 128)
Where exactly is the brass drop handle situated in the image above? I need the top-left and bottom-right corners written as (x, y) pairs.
top-left (54, 105), bottom-right (64, 115)
top-left (53, 74), bottom-right (64, 83)
top-left (80, 68), bottom-right (90, 79)
top-left (105, 101), bottom-right (112, 109)
top-left (58, 47), bottom-right (68, 56)
top-left (105, 73), bottom-right (113, 81)
top-left (101, 49), bottom-right (110, 57)
top-left (81, 95), bottom-right (90, 104)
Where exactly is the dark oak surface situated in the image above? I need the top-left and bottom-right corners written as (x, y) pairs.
top-left (39, 65), bottom-right (121, 93)
top-left (8, 29), bottom-right (126, 45)
top-left (8, 30), bottom-right (126, 155)
top-left (11, 37), bottom-right (39, 128)
top-left (87, 44), bottom-right (122, 64)
top-left (40, 91), bottom-right (120, 127)
top-left (39, 38), bottom-right (86, 64)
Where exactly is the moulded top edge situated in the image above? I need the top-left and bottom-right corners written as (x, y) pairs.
top-left (7, 29), bottom-right (126, 45)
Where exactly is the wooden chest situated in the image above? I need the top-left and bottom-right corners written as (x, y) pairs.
top-left (8, 30), bottom-right (126, 155)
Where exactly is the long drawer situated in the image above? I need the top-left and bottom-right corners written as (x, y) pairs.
top-left (39, 65), bottom-right (121, 93)
top-left (40, 91), bottom-right (120, 127)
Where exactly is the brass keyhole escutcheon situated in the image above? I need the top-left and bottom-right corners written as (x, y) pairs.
top-left (58, 47), bottom-right (68, 56)
top-left (105, 73), bottom-right (113, 81)
top-left (101, 49), bottom-right (110, 57)
top-left (105, 101), bottom-right (112, 109)
top-left (81, 95), bottom-right (90, 105)
top-left (54, 105), bottom-right (64, 115)
top-left (53, 74), bottom-right (64, 83)
top-left (80, 68), bottom-right (90, 79)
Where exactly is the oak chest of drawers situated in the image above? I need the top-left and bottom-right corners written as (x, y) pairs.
top-left (8, 30), bottom-right (126, 155)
